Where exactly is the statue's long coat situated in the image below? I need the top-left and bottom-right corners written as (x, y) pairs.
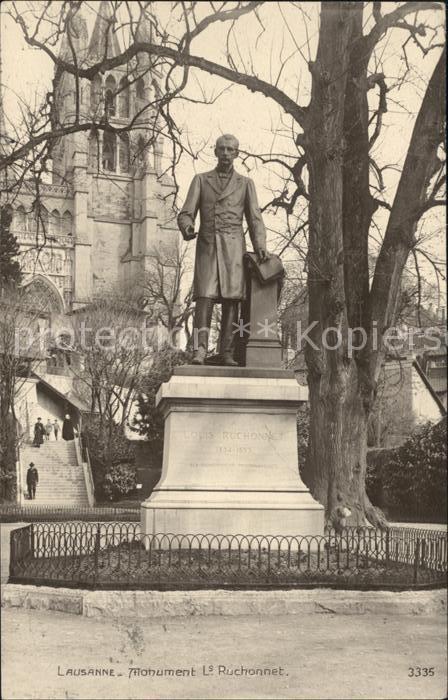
top-left (177, 169), bottom-right (266, 300)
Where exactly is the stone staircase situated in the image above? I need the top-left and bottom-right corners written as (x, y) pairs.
top-left (20, 440), bottom-right (90, 506)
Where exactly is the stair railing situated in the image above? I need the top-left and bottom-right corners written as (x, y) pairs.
top-left (15, 437), bottom-right (23, 506)
top-left (75, 433), bottom-right (95, 507)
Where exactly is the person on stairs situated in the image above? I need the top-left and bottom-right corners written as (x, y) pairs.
top-left (62, 414), bottom-right (75, 441)
top-left (53, 419), bottom-right (60, 440)
top-left (26, 462), bottom-right (39, 500)
top-left (45, 419), bottom-right (53, 441)
top-left (33, 418), bottom-right (46, 448)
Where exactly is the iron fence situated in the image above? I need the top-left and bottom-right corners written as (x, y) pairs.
top-left (8, 522), bottom-right (447, 590)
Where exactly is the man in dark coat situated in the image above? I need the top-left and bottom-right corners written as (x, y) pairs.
top-left (33, 418), bottom-right (45, 447)
top-left (178, 134), bottom-right (268, 365)
top-left (62, 414), bottom-right (75, 441)
top-left (26, 462), bottom-right (39, 500)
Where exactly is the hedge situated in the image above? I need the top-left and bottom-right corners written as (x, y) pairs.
top-left (367, 417), bottom-right (447, 522)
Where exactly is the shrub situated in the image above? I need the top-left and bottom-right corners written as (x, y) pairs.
top-left (367, 418), bottom-right (447, 522)
top-left (102, 463), bottom-right (137, 501)
top-left (366, 449), bottom-right (386, 507)
top-left (82, 415), bottom-right (135, 501)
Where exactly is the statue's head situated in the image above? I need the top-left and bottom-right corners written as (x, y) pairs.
top-left (214, 134), bottom-right (239, 168)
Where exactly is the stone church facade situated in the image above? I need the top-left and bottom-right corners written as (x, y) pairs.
top-left (6, 1), bottom-right (177, 319)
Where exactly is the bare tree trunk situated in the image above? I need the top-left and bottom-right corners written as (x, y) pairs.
top-left (307, 364), bottom-right (384, 527)
top-left (304, 5), bottom-right (445, 527)
top-left (369, 48), bottom-right (446, 377)
top-left (303, 4), bottom-right (369, 526)
top-left (305, 5), bottom-right (384, 526)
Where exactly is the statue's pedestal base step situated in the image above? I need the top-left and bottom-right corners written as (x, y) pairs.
top-left (141, 493), bottom-right (324, 539)
top-left (140, 370), bottom-right (324, 542)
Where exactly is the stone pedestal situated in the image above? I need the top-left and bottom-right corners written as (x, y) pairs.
top-left (141, 367), bottom-right (324, 539)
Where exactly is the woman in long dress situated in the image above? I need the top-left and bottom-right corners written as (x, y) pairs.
top-left (33, 418), bottom-right (45, 447)
top-left (62, 414), bottom-right (75, 441)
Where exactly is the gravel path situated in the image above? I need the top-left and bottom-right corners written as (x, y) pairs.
top-left (1, 606), bottom-right (446, 699)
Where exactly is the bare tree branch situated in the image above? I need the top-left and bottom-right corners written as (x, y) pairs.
top-left (366, 1), bottom-right (442, 50)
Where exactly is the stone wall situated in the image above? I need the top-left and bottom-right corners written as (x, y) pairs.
top-left (411, 365), bottom-right (444, 425)
top-left (374, 359), bottom-right (444, 447)
top-left (91, 220), bottom-right (131, 291)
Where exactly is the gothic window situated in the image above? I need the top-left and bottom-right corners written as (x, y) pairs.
top-left (153, 139), bottom-right (163, 173)
top-left (135, 136), bottom-right (147, 172)
top-left (136, 78), bottom-right (145, 100)
top-left (91, 75), bottom-right (102, 112)
top-left (118, 77), bottom-right (130, 118)
top-left (23, 276), bottom-right (64, 314)
top-left (88, 131), bottom-right (99, 171)
top-left (119, 134), bottom-right (130, 173)
top-left (62, 211), bottom-right (72, 236)
top-left (50, 209), bottom-right (60, 236)
top-left (105, 74), bottom-right (117, 117)
top-left (28, 211), bottom-right (37, 234)
top-left (14, 205), bottom-right (27, 231)
top-left (102, 132), bottom-right (116, 171)
top-left (3, 205), bottom-right (13, 234)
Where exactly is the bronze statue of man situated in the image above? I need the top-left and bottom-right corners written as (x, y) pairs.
top-left (178, 134), bottom-right (268, 365)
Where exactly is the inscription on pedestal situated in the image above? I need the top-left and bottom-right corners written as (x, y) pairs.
top-left (164, 413), bottom-right (298, 489)
top-left (180, 430), bottom-right (283, 441)
top-left (176, 427), bottom-right (285, 469)
top-left (179, 429), bottom-right (289, 465)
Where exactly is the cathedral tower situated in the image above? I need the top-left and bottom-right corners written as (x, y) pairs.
top-left (51, 0), bottom-right (177, 306)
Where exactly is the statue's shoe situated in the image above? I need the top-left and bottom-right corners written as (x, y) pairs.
top-left (192, 347), bottom-right (207, 365)
top-left (222, 352), bottom-right (238, 367)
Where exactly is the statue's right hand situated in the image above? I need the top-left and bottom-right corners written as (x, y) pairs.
top-left (182, 226), bottom-right (197, 241)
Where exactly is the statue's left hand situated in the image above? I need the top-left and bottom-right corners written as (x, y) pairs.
top-left (257, 248), bottom-right (269, 263)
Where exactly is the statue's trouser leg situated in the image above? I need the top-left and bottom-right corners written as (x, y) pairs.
top-left (193, 297), bottom-right (214, 353)
top-left (220, 300), bottom-right (239, 361)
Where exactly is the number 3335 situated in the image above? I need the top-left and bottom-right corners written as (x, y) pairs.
top-left (408, 667), bottom-right (435, 677)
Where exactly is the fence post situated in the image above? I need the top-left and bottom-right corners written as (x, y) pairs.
top-left (421, 539), bottom-right (426, 571)
top-left (413, 539), bottom-right (420, 584)
top-left (385, 529), bottom-right (390, 565)
top-left (9, 530), bottom-right (17, 579)
top-left (93, 529), bottom-right (101, 584)
top-left (30, 523), bottom-right (35, 559)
